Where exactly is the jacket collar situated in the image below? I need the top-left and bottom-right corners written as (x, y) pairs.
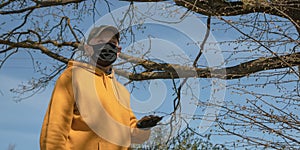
top-left (68, 60), bottom-right (114, 77)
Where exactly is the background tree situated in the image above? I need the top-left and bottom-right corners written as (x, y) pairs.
top-left (132, 126), bottom-right (228, 150)
top-left (0, 0), bottom-right (299, 149)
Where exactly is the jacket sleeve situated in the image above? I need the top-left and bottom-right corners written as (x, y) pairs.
top-left (40, 70), bottom-right (75, 150)
top-left (112, 77), bottom-right (151, 144)
top-left (129, 110), bottom-right (151, 144)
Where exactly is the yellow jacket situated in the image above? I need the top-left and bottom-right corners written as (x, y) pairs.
top-left (40, 61), bottom-right (150, 150)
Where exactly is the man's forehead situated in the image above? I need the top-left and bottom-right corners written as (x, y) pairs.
top-left (87, 25), bottom-right (120, 43)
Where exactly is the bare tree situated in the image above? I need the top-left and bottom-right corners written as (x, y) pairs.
top-left (0, 0), bottom-right (299, 149)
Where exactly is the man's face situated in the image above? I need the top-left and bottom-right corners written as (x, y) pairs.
top-left (86, 29), bottom-right (121, 67)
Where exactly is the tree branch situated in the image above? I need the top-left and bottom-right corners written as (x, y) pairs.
top-left (119, 0), bottom-right (168, 2)
top-left (120, 0), bottom-right (300, 34)
top-left (0, 0), bottom-right (85, 14)
top-left (2, 39), bottom-right (299, 81)
top-left (116, 52), bottom-right (300, 80)
top-left (0, 40), bottom-right (74, 63)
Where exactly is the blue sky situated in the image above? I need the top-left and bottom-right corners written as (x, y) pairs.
top-left (0, 2), bottom-right (217, 149)
top-left (0, 47), bottom-right (56, 149)
top-left (1, 1), bottom-right (299, 149)
top-left (0, 70), bottom-right (50, 150)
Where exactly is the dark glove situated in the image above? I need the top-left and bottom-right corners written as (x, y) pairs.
top-left (136, 115), bottom-right (163, 129)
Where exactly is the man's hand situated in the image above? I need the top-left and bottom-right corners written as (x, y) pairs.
top-left (136, 115), bottom-right (163, 129)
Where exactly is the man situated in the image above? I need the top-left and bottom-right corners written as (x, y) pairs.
top-left (40, 25), bottom-right (162, 150)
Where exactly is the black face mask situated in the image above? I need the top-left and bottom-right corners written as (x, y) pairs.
top-left (90, 43), bottom-right (118, 67)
